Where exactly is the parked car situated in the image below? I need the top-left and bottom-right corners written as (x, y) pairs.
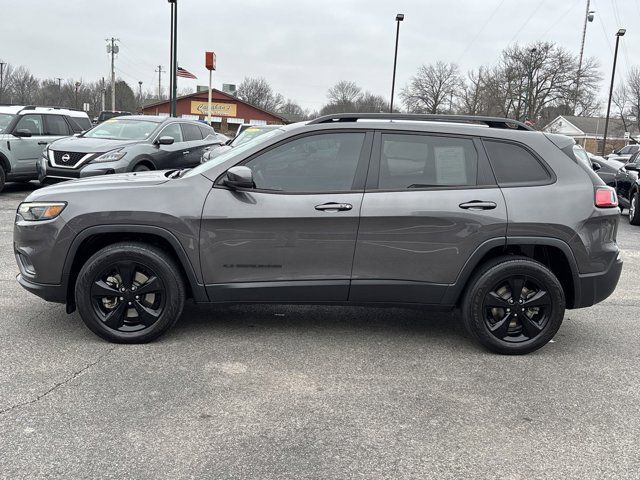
top-left (587, 152), bottom-right (624, 188)
top-left (14, 113), bottom-right (622, 354)
top-left (38, 116), bottom-right (226, 184)
top-left (614, 151), bottom-right (640, 223)
top-left (606, 143), bottom-right (640, 161)
top-left (95, 110), bottom-right (132, 124)
top-left (201, 124), bottom-right (281, 163)
top-left (0, 106), bottom-right (92, 192)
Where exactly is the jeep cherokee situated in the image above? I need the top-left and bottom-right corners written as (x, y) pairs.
top-left (13, 113), bottom-right (623, 354)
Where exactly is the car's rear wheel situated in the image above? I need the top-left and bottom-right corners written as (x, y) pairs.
top-left (629, 192), bottom-right (640, 225)
top-left (75, 242), bottom-right (185, 343)
top-left (462, 256), bottom-right (565, 355)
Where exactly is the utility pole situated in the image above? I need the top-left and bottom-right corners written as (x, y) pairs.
top-left (56, 77), bottom-right (63, 106)
top-left (106, 37), bottom-right (120, 111)
top-left (523, 47), bottom-right (537, 122)
top-left (0, 62), bottom-right (6, 104)
top-left (575, 0), bottom-right (595, 113)
top-left (101, 77), bottom-right (106, 112)
top-left (155, 65), bottom-right (165, 99)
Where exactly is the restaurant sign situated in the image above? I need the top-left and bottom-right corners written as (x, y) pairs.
top-left (190, 101), bottom-right (237, 117)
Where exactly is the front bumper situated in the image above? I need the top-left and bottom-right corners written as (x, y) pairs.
top-left (16, 273), bottom-right (66, 303)
top-left (573, 254), bottom-right (623, 308)
top-left (38, 156), bottom-right (125, 184)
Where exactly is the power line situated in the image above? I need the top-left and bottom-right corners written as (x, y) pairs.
top-left (508, 0), bottom-right (547, 45)
top-left (457, 0), bottom-right (507, 62)
top-left (540, 0), bottom-right (580, 38)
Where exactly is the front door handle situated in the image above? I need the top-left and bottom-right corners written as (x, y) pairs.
top-left (459, 200), bottom-right (497, 210)
top-left (38, 141), bottom-right (48, 145)
top-left (315, 202), bottom-right (353, 212)
top-left (182, 150), bottom-right (190, 155)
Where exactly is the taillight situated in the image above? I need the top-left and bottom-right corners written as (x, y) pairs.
top-left (595, 187), bottom-right (618, 208)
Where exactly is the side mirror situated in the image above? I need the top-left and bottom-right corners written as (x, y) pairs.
top-left (591, 162), bottom-right (601, 171)
top-left (156, 136), bottom-right (175, 145)
top-left (224, 166), bottom-right (254, 189)
top-left (13, 129), bottom-right (32, 138)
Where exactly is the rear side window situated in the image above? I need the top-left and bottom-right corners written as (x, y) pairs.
top-left (68, 116), bottom-right (91, 132)
top-left (378, 133), bottom-right (478, 189)
top-left (199, 125), bottom-right (215, 138)
top-left (44, 115), bottom-right (71, 136)
top-left (483, 140), bottom-right (551, 186)
top-left (181, 123), bottom-right (203, 141)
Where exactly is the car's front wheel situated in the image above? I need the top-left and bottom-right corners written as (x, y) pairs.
top-left (0, 165), bottom-right (5, 193)
top-left (629, 192), bottom-right (640, 225)
top-left (462, 256), bottom-right (565, 355)
top-left (75, 242), bottom-right (185, 343)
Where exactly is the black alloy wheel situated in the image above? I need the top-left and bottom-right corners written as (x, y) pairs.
top-left (462, 256), bottom-right (565, 355)
top-left (91, 261), bottom-right (165, 332)
top-left (76, 242), bottom-right (185, 343)
top-left (482, 275), bottom-right (551, 343)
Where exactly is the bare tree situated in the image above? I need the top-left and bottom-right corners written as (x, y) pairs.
top-left (327, 81), bottom-right (362, 105)
top-left (0, 60), bottom-right (14, 104)
top-left (278, 99), bottom-right (309, 121)
top-left (236, 77), bottom-right (284, 112)
top-left (400, 61), bottom-right (461, 114)
top-left (9, 66), bottom-right (39, 104)
top-left (355, 92), bottom-right (389, 113)
top-left (626, 67), bottom-right (640, 132)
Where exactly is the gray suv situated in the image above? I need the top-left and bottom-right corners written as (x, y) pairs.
top-left (0, 106), bottom-right (92, 192)
top-left (13, 114), bottom-right (623, 354)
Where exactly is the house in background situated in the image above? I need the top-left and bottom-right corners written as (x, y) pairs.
top-left (543, 115), bottom-right (639, 155)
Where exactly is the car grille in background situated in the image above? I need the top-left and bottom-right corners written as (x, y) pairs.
top-left (52, 151), bottom-right (87, 167)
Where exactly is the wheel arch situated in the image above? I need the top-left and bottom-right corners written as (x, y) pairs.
top-left (0, 151), bottom-right (11, 173)
top-left (444, 237), bottom-right (580, 309)
top-left (131, 156), bottom-right (156, 171)
top-left (63, 225), bottom-right (208, 311)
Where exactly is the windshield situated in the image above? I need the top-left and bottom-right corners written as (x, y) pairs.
top-left (184, 128), bottom-right (285, 178)
top-left (0, 113), bottom-right (14, 133)
top-left (232, 126), bottom-right (278, 147)
top-left (83, 119), bottom-right (158, 140)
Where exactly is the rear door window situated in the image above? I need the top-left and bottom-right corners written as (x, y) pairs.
top-left (483, 140), bottom-right (552, 186)
top-left (44, 115), bottom-right (71, 136)
top-left (181, 123), bottom-right (203, 141)
top-left (377, 133), bottom-right (478, 189)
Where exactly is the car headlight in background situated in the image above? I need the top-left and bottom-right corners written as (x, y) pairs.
top-left (17, 202), bottom-right (67, 221)
top-left (91, 149), bottom-right (126, 163)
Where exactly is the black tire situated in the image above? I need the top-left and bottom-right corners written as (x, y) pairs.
top-left (133, 164), bottom-right (151, 172)
top-left (0, 165), bottom-right (5, 193)
top-left (462, 256), bottom-right (565, 355)
top-left (75, 242), bottom-right (185, 343)
top-left (629, 192), bottom-right (640, 225)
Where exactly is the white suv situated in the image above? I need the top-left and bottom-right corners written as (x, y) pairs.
top-left (0, 106), bottom-right (92, 192)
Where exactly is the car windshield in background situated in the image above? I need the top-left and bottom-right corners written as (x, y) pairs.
top-left (0, 113), bottom-right (14, 133)
top-left (232, 126), bottom-right (280, 147)
top-left (83, 119), bottom-right (158, 140)
top-left (184, 127), bottom-right (285, 178)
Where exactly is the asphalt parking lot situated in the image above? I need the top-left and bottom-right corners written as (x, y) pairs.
top-left (1, 182), bottom-right (639, 480)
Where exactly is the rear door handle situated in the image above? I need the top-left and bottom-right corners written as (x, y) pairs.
top-left (315, 202), bottom-right (353, 212)
top-left (459, 200), bottom-right (497, 210)
top-left (38, 141), bottom-right (48, 145)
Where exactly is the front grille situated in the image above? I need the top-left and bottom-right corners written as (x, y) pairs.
top-left (52, 150), bottom-right (87, 167)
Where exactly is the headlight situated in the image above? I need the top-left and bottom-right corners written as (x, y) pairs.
top-left (200, 150), bottom-right (211, 163)
top-left (92, 149), bottom-right (126, 163)
top-left (17, 202), bottom-right (67, 221)
top-left (41, 146), bottom-right (49, 159)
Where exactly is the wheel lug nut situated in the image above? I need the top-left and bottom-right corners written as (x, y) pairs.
top-left (128, 301), bottom-right (132, 305)
top-left (132, 286), bottom-right (136, 291)
top-left (135, 295), bottom-right (140, 300)
top-left (119, 297), bottom-right (124, 301)
top-left (120, 288), bottom-right (125, 292)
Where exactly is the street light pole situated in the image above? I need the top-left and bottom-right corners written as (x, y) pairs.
top-left (74, 81), bottom-right (81, 109)
top-left (601, 28), bottom-right (626, 156)
top-left (138, 81), bottom-right (143, 112)
top-left (575, 1), bottom-right (595, 113)
top-left (389, 13), bottom-right (404, 113)
top-left (523, 47), bottom-right (537, 123)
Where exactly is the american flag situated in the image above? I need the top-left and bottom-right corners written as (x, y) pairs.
top-left (176, 66), bottom-right (197, 79)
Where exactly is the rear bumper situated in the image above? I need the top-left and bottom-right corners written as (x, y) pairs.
top-left (573, 254), bottom-right (623, 308)
top-left (16, 273), bottom-right (66, 303)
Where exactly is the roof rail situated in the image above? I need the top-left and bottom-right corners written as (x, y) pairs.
top-left (308, 113), bottom-right (534, 131)
top-left (19, 105), bottom-right (85, 113)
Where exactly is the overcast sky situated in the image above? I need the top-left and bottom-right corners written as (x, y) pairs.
top-left (1, 0), bottom-right (639, 110)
